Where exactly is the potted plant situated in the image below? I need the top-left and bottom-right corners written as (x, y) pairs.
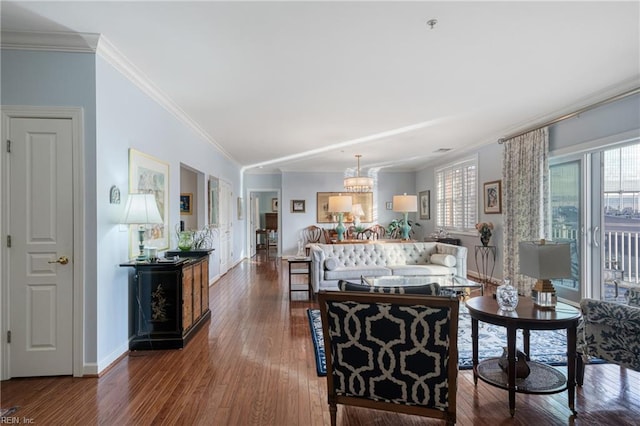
top-left (387, 218), bottom-right (421, 239)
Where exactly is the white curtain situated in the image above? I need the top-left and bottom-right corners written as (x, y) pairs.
top-left (502, 128), bottom-right (549, 295)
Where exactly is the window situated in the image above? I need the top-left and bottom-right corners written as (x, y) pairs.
top-left (435, 157), bottom-right (477, 232)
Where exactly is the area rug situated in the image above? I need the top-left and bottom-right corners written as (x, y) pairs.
top-left (307, 308), bottom-right (327, 376)
top-left (307, 306), bottom-right (574, 377)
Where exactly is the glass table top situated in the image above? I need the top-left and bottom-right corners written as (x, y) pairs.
top-left (361, 274), bottom-right (482, 290)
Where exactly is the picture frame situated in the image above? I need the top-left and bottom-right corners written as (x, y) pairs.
top-left (419, 190), bottom-right (430, 220)
top-left (129, 149), bottom-right (170, 258)
top-left (483, 180), bottom-right (502, 214)
top-left (208, 176), bottom-right (219, 227)
top-left (271, 198), bottom-right (279, 212)
top-left (385, 201), bottom-right (393, 210)
top-left (180, 193), bottom-right (193, 214)
top-left (237, 197), bottom-right (243, 220)
top-left (291, 199), bottom-right (306, 213)
top-left (316, 192), bottom-right (374, 223)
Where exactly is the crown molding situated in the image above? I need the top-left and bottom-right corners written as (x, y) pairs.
top-left (0, 30), bottom-right (99, 52)
top-left (95, 36), bottom-right (236, 164)
top-left (1, 30), bottom-right (238, 165)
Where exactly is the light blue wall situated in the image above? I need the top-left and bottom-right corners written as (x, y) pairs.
top-left (1, 49), bottom-right (99, 370)
top-left (1, 48), bottom-right (244, 374)
top-left (279, 171), bottom-right (415, 255)
top-left (551, 93), bottom-right (640, 150)
top-left (95, 55), bottom-right (243, 370)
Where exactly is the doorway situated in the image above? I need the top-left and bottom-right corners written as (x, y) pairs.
top-left (248, 190), bottom-right (279, 258)
top-left (1, 106), bottom-right (84, 379)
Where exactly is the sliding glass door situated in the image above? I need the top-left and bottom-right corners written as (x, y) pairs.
top-left (550, 159), bottom-right (586, 304)
top-left (550, 140), bottom-right (639, 304)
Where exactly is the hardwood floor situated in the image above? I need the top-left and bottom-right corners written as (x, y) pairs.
top-left (1, 253), bottom-right (638, 425)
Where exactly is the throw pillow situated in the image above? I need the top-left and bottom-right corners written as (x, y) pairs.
top-left (431, 253), bottom-right (456, 267)
top-left (324, 257), bottom-right (339, 271)
top-left (338, 280), bottom-right (440, 295)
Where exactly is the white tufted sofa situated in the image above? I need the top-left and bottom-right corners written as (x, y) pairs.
top-left (309, 242), bottom-right (467, 293)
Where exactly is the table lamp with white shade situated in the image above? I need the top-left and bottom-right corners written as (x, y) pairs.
top-left (351, 203), bottom-right (365, 228)
top-left (393, 193), bottom-right (418, 240)
top-left (328, 194), bottom-right (352, 242)
top-left (121, 193), bottom-right (163, 260)
top-left (519, 239), bottom-right (572, 310)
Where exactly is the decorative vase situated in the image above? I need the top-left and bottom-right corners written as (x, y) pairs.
top-left (496, 278), bottom-right (518, 311)
top-left (178, 231), bottom-right (194, 251)
top-left (480, 235), bottom-right (490, 246)
top-left (498, 347), bottom-right (531, 379)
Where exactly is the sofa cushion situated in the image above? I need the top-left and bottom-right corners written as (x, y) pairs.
top-left (431, 253), bottom-right (457, 267)
top-left (324, 256), bottom-right (339, 271)
top-left (390, 264), bottom-right (454, 276)
top-left (338, 280), bottom-right (440, 295)
top-left (325, 266), bottom-right (392, 281)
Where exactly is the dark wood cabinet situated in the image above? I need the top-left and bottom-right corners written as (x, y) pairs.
top-left (121, 252), bottom-right (211, 350)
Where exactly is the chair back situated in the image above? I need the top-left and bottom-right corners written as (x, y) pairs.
top-left (369, 224), bottom-right (386, 239)
top-left (318, 291), bottom-right (458, 425)
top-left (303, 225), bottom-right (322, 244)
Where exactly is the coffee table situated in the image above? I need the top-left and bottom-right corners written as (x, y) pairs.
top-left (362, 275), bottom-right (483, 297)
top-left (465, 296), bottom-right (581, 417)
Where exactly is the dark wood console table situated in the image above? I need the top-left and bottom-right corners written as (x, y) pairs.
top-left (120, 249), bottom-right (212, 350)
top-left (465, 296), bottom-right (581, 417)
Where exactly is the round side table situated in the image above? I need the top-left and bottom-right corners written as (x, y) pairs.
top-left (465, 296), bottom-right (581, 417)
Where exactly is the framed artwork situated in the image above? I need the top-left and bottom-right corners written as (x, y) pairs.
top-left (129, 149), bottom-right (170, 258)
top-left (271, 198), bottom-right (279, 212)
top-left (483, 180), bottom-right (502, 214)
top-left (180, 193), bottom-right (193, 214)
top-left (208, 176), bottom-right (219, 227)
top-left (291, 199), bottom-right (305, 213)
top-left (316, 192), bottom-right (374, 223)
top-left (385, 201), bottom-right (393, 210)
top-left (419, 190), bottom-right (430, 220)
top-left (237, 197), bottom-right (243, 220)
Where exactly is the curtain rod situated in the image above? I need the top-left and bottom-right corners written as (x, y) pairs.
top-left (498, 87), bottom-right (640, 144)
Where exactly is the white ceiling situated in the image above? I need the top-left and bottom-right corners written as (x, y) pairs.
top-left (2, 1), bottom-right (639, 174)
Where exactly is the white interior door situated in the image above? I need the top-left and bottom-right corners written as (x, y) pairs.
top-left (219, 179), bottom-right (232, 274)
top-left (6, 117), bottom-right (74, 377)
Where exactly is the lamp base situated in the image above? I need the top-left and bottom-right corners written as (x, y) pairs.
top-left (136, 226), bottom-right (147, 261)
top-left (401, 212), bottom-right (410, 240)
top-left (531, 279), bottom-right (557, 310)
top-left (336, 213), bottom-right (345, 242)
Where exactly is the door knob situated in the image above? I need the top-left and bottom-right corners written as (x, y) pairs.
top-left (48, 256), bottom-right (69, 265)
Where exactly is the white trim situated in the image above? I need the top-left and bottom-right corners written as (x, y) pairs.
top-left (0, 30), bottom-right (99, 52)
top-left (95, 36), bottom-right (237, 164)
top-left (0, 106), bottom-right (85, 379)
top-left (1, 30), bottom-right (238, 166)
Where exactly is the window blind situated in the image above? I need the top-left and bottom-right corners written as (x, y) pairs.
top-left (436, 158), bottom-right (477, 232)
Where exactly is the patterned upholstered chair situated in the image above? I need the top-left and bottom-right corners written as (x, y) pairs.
top-left (576, 290), bottom-right (640, 386)
top-left (338, 279), bottom-right (440, 295)
top-left (318, 290), bottom-right (459, 425)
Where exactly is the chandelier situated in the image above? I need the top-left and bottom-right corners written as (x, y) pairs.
top-left (344, 155), bottom-right (374, 192)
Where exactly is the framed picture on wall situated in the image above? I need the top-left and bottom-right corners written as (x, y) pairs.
top-left (291, 199), bottom-right (305, 213)
top-left (483, 180), bottom-right (502, 214)
top-left (316, 192), bottom-right (373, 223)
top-left (237, 197), bottom-right (243, 220)
top-left (419, 190), bottom-right (430, 220)
top-left (129, 149), bottom-right (170, 258)
top-left (180, 193), bottom-right (193, 214)
top-left (272, 198), bottom-right (279, 212)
